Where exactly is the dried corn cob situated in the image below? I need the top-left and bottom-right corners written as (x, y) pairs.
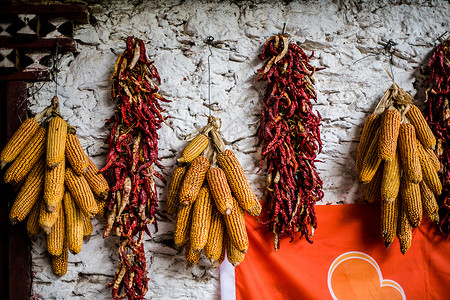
top-left (43, 159), bottom-right (65, 212)
top-left (247, 198), bottom-right (262, 217)
top-left (96, 199), bottom-right (107, 217)
top-left (166, 166), bottom-right (186, 214)
top-left (66, 133), bottom-right (88, 175)
top-left (204, 208), bottom-right (225, 266)
top-left (359, 129), bottom-right (381, 183)
top-left (46, 116), bottom-right (67, 169)
top-left (39, 199), bottom-right (62, 234)
top-left (82, 212), bottom-right (93, 237)
top-left (206, 167), bottom-right (233, 215)
top-left (227, 236), bottom-right (245, 267)
top-left (379, 107), bottom-right (401, 161)
top-left (27, 201), bottom-right (42, 236)
top-left (47, 204), bottom-right (65, 256)
top-left (397, 199), bottom-right (412, 254)
top-left (381, 151), bottom-right (401, 203)
top-left (190, 186), bottom-right (213, 252)
top-left (217, 149), bottom-right (260, 215)
top-left (420, 181), bottom-right (440, 224)
top-left (174, 202), bottom-right (193, 247)
top-left (4, 127), bottom-right (46, 184)
top-left (179, 156), bottom-right (210, 206)
top-left (381, 195), bottom-right (398, 249)
top-left (400, 177), bottom-right (422, 228)
top-left (65, 167), bottom-right (98, 217)
top-left (406, 104), bottom-right (436, 149)
top-left (425, 147), bottom-right (440, 172)
top-left (417, 141), bottom-right (442, 196)
top-left (9, 158), bottom-right (45, 223)
top-left (356, 115), bottom-right (380, 173)
top-left (224, 197), bottom-right (248, 253)
top-left (363, 164), bottom-right (383, 202)
top-left (398, 123), bottom-right (422, 183)
top-left (51, 240), bottom-right (68, 276)
top-left (177, 134), bottom-right (209, 164)
top-left (185, 240), bottom-right (202, 268)
top-left (84, 158), bottom-right (109, 200)
top-left (63, 191), bottom-right (83, 254)
top-left (0, 118), bottom-right (39, 169)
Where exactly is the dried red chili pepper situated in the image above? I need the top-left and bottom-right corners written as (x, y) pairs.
top-left (257, 34), bottom-right (324, 250)
top-left (424, 38), bottom-right (450, 234)
top-left (102, 36), bottom-right (169, 300)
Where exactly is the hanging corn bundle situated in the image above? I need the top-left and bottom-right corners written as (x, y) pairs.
top-left (424, 38), bottom-right (450, 234)
top-left (166, 116), bottom-right (261, 268)
top-left (101, 36), bottom-right (169, 299)
top-left (257, 34), bottom-right (324, 250)
top-left (356, 83), bottom-right (440, 254)
top-left (2, 96), bottom-right (109, 276)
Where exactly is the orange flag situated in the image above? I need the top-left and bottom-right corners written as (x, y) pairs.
top-left (221, 204), bottom-right (450, 300)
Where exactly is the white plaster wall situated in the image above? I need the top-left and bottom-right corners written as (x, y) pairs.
top-left (26, 0), bottom-right (449, 299)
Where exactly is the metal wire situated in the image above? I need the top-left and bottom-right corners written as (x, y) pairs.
top-left (206, 36), bottom-right (214, 117)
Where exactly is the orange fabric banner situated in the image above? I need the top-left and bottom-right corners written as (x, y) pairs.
top-left (235, 204), bottom-right (450, 300)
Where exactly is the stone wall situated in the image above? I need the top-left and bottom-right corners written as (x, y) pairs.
top-left (27, 0), bottom-right (449, 299)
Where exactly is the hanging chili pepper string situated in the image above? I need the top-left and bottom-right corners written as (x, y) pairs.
top-left (257, 34), bottom-right (324, 250)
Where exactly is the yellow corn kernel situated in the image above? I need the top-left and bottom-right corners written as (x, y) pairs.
top-left (66, 133), bottom-right (88, 175)
top-left (47, 203), bottom-right (65, 256)
top-left (84, 158), bottom-right (109, 200)
top-left (9, 158), bottom-right (45, 223)
top-left (96, 199), bottom-right (107, 217)
top-left (217, 150), bottom-right (260, 215)
top-left (82, 212), bottom-right (93, 237)
top-left (363, 164), bottom-right (383, 203)
top-left (379, 108), bottom-right (401, 161)
top-left (381, 195), bottom-right (398, 249)
top-left (420, 181), bottom-right (439, 224)
top-left (204, 207), bottom-right (225, 266)
top-left (39, 198), bottom-right (62, 234)
top-left (356, 114), bottom-right (380, 173)
top-left (65, 167), bottom-right (98, 217)
top-left (247, 197), bottom-right (262, 217)
top-left (400, 177), bottom-right (422, 228)
top-left (46, 116), bottom-right (67, 169)
top-left (27, 201), bottom-right (42, 236)
top-left (227, 235), bottom-right (245, 267)
top-left (179, 156), bottom-right (210, 206)
top-left (190, 186), bottom-right (213, 252)
top-left (51, 239), bottom-right (68, 276)
top-left (1, 118), bottom-right (39, 168)
top-left (206, 167), bottom-right (233, 215)
top-left (224, 197), bottom-right (248, 254)
top-left (425, 147), bottom-right (440, 172)
top-left (397, 199), bottom-right (412, 255)
top-left (166, 166), bottom-right (186, 214)
top-left (43, 158), bottom-right (65, 212)
top-left (417, 141), bottom-right (442, 196)
top-left (174, 202), bottom-right (193, 248)
top-left (406, 104), bottom-right (436, 149)
top-left (63, 191), bottom-right (83, 254)
top-left (398, 123), bottom-right (422, 183)
top-left (185, 239), bottom-right (202, 268)
top-left (178, 133), bottom-right (209, 164)
top-left (381, 151), bottom-right (401, 203)
top-left (359, 128), bottom-right (382, 184)
top-left (4, 127), bottom-right (46, 184)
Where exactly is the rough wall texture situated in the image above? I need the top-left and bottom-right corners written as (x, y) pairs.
top-left (26, 0), bottom-right (449, 299)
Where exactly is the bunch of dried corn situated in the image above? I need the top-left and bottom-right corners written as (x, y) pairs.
top-left (356, 83), bottom-right (441, 254)
top-left (2, 96), bottom-right (109, 276)
top-left (168, 115), bottom-right (260, 268)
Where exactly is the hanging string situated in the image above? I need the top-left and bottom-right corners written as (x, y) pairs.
top-left (53, 42), bottom-right (60, 97)
top-left (206, 36), bottom-right (214, 117)
top-left (282, 22), bottom-right (286, 35)
top-left (437, 31), bottom-right (449, 43)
